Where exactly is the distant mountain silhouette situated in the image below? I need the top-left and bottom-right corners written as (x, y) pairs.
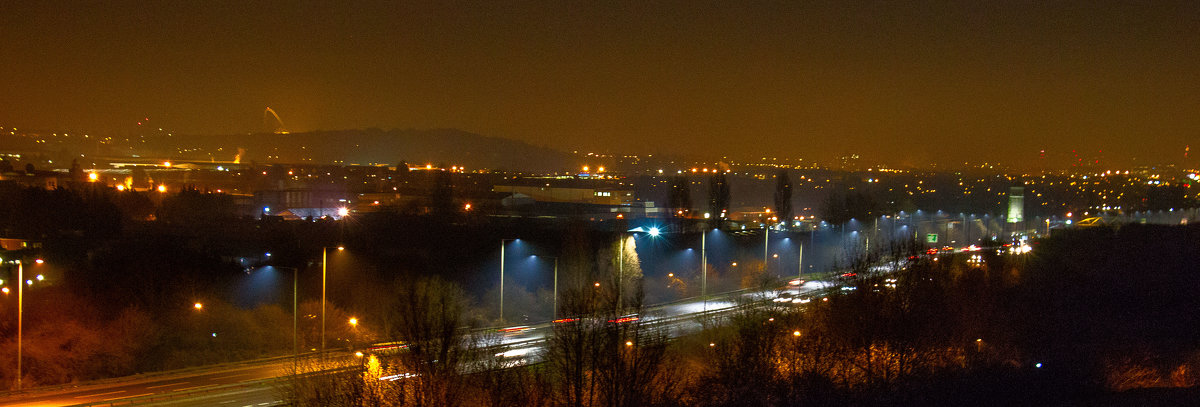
top-left (196, 128), bottom-right (575, 171)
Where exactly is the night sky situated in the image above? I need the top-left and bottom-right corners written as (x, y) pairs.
top-left (2, 2), bottom-right (1197, 167)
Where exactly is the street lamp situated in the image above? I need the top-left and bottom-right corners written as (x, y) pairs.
top-left (702, 229), bottom-right (710, 312)
top-left (5, 257), bottom-right (44, 390)
top-left (762, 225), bottom-right (769, 277)
top-left (618, 227), bottom-right (661, 312)
top-left (255, 265), bottom-right (301, 368)
top-left (534, 255), bottom-right (560, 319)
top-left (321, 245), bottom-right (344, 354)
top-left (499, 239), bottom-right (518, 322)
top-left (16, 259), bottom-right (22, 391)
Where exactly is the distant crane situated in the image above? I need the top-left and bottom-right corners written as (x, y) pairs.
top-left (264, 107), bottom-right (289, 134)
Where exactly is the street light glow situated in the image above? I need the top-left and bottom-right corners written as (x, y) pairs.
top-left (194, 302), bottom-right (203, 310)
top-left (337, 207), bottom-right (350, 217)
top-left (648, 227), bottom-right (660, 237)
top-left (349, 317), bottom-right (358, 326)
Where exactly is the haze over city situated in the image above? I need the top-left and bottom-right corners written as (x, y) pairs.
top-left (3, 1), bottom-right (1198, 168)
top-left (4, 3), bottom-right (1200, 406)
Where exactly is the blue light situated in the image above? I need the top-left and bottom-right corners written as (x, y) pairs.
top-left (648, 227), bottom-right (660, 237)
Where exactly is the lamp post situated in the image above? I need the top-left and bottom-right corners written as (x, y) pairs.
top-left (797, 240), bottom-right (804, 283)
top-left (763, 225), bottom-right (769, 277)
top-left (536, 256), bottom-right (560, 319)
top-left (266, 266), bottom-right (300, 369)
top-left (5, 258), bottom-right (44, 391)
top-left (16, 259), bottom-right (22, 391)
top-left (617, 227), bottom-right (659, 313)
top-left (618, 235), bottom-right (624, 313)
top-left (701, 230), bottom-right (708, 312)
top-left (963, 213), bottom-right (969, 246)
top-left (499, 239), bottom-right (517, 323)
top-left (321, 245), bottom-right (344, 354)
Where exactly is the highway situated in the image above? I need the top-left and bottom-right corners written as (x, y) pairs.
top-left (2, 280), bottom-right (837, 406)
top-left (5, 362), bottom-right (288, 406)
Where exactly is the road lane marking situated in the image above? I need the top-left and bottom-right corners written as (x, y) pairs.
top-left (107, 392), bottom-right (153, 400)
top-left (210, 372), bottom-right (255, 381)
top-left (174, 384), bottom-right (217, 392)
top-left (146, 381), bottom-right (189, 389)
top-left (75, 390), bottom-right (124, 398)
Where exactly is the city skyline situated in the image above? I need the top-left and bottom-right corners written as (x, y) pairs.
top-left (2, 2), bottom-right (1198, 169)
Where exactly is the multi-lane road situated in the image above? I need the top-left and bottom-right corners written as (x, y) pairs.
top-left (5, 362), bottom-right (288, 406)
top-left (3, 280), bottom-right (837, 406)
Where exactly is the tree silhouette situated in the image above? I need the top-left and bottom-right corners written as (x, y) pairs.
top-left (430, 166), bottom-right (455, 219)
top-left (773, 170), bottom-right (793, 227)
top-left (819, 187), bottom-right (879, 226)
top-left (667, 175), bottom-right (692, 218)
top-left (708, 172), bottom-right (730, 226)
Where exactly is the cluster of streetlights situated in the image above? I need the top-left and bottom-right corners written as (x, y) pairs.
top-left (198, 243), bottom-right (352, 369)
top-left (2, 256), bottom-right (46, 390)
top-left (497, 225), bottom-right (819, 322)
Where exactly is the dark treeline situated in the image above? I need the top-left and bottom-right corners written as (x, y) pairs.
top-left (0, 183), bottom-right (774, 389)
top-left (286, 223), bottom-right (1200, 406)
top-left (4, 180), bottom-right (1200, 404)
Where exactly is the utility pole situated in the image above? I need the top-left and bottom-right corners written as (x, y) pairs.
top-left (553, 257), bottom-right (558, 319)
top-left (321, 248), bottom-right (326, 354)
top-left (701, 232), bottom-right (707, 312)
top-left (500, 241), bottom-right (505, 322)
top-left (763, 225), bottom-right (769, 277)
top-left (16, 261), bottom-right (22, 390)
top-left (798, 242), bottom-right (804, 282)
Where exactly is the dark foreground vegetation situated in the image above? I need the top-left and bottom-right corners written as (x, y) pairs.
top-left (0, 184), bottom-right (769, 389)
top-left (4, 182), bottom-right (1200, 405)
top-left (283, 224), bottom-right (1200, 406)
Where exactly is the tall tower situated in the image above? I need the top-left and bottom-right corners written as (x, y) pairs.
top-left (1007, 187), bottom-right (1024, 224)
